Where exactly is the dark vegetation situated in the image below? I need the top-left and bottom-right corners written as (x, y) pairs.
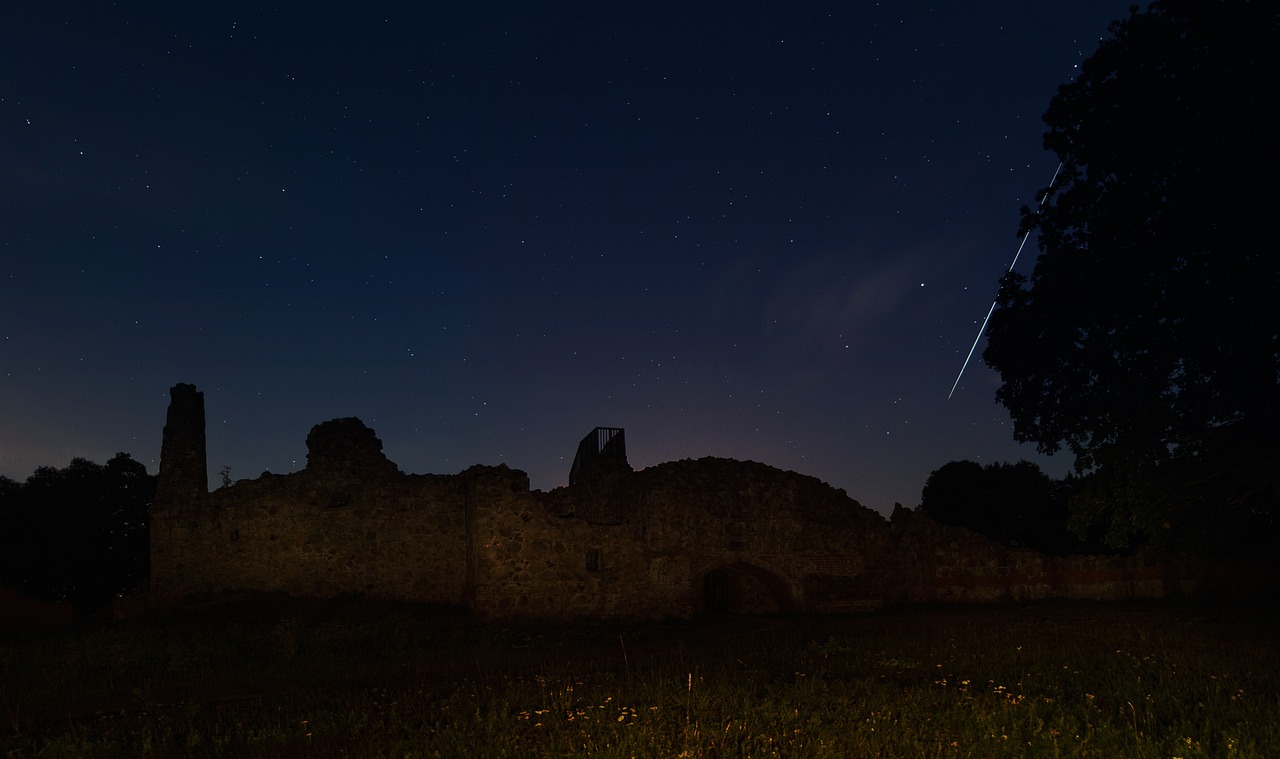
top-left (0, 453), bottom-right (154, 611)
top-left (919, 460), bottom-right (1109, 554)
top-left (3, 597), bottom-right (1277, 757)
top-left (925, 1), bottom-right (1280, 563)
top-left (984, 0), bottom-right (1280, 555)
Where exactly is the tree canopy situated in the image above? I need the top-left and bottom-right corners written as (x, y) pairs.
top-left (0, 453), bottom-right (154, 610)
top-left (920, 460), bottom-right (1087, 555)
top-left (984, 0), bottom-right (1280, 551)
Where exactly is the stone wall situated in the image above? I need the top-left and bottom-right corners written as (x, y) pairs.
top-left (464, 457), bottom-right (896, 619)
top-left (888, 506), bottom-right (1265, 603)
top-left (149, 384), bottom-right (1267, 620)
top-left (148, 383), bottom-right (898, 619)
top-left (471, 483), bottom-right (657, 619)
top-left (152, 470), bottom-right (472, 604)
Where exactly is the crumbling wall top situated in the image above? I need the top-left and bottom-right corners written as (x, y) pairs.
top-left (304, 417), bottom-right (401, 481)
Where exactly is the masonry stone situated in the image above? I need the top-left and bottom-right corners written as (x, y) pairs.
top-left (148, 383), bottom-right (1266, 619)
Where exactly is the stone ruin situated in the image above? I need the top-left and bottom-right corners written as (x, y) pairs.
top-left (149, 384), bottom-right (1263, 619)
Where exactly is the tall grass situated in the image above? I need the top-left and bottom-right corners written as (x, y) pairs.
top-left (2, 598), bottom-right (1276, 757)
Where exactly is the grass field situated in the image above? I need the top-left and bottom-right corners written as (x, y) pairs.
top-left (2, 597), bottom-right (1276, 757)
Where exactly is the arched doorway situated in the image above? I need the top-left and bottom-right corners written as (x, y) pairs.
top-left (699, 561), bottom-right (795, 615)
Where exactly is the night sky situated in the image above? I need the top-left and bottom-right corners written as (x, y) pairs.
top-left (2, 2), bottom-right (1133, 516)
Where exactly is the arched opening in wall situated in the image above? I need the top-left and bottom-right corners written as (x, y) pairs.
top-left (699, 562), bottom-right (795, 615)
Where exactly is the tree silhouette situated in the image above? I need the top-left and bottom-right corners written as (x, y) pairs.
top-left (920, 460), bottom-right (986, 529)
top-left (0, 453), bottom-right (154, 610)
top-left (984, 0), bottom-right (1280, 553)
top-left (920, 460), bottom-right (1084, 554)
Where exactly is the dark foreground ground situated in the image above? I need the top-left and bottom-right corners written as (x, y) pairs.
top-left (3, 597), bottom-right (1277, 757)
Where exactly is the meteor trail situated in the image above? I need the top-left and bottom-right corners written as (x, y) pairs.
top-left (947, 163), bottom-right (1062, 400)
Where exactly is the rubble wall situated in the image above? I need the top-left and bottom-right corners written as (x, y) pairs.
top-left (151, 471), bottom-right (472, 605)
top-left (149, 384), bottom-right (1266, 620)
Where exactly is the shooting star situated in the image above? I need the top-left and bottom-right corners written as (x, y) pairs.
top-left (947, 163), bottom-right (1062, 399)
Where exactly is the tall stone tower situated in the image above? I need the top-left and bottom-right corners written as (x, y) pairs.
top-left (154, 382), bottom-right (209, 511)
top-left (151, 383), bottom-right (209, 603)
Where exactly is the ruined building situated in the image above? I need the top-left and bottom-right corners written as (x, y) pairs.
top-left (150, 384), bottom-right (1259, 619)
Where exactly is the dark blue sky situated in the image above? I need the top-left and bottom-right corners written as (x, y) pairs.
top-left (2, 2), bottom-right (1132, 515)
